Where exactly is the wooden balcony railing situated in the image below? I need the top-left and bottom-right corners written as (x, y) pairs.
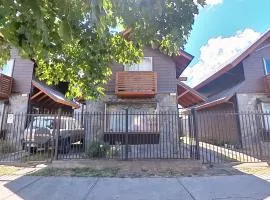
top-left (115, 71), bottom-right (157, 98)
top-left (0, 73), bottom-right (13, 99)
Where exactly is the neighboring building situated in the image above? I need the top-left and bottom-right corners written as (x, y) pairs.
top-left (178, 29), bottom-right (270, 158)
top-left (0, 48), bottom-right (79, 139)
top-left (0, 48), bottom-right (79, 115)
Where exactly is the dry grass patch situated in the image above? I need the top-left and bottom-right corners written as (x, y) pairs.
top-left (30, 167), bottom-right (120, 177)
top-left (0, 165), bottom-right (22, 175)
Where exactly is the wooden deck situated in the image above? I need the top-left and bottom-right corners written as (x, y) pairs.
top-left (115, 71), bottom-right (157, 98)
top-left (0, 73), bottom-right (12, 99)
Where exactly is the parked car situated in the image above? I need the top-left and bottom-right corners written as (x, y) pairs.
top-left (22, 116), bottom-right (84, 153)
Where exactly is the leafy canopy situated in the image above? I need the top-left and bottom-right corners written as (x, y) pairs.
top-left (0, 0), bottom-right (204, 99)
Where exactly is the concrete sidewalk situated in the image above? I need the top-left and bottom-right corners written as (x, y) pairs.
top-left (1, 175), bottom-right (270, 200)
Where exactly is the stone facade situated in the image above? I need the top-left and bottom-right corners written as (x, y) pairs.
top-left (0, 94), bottom-right (29, 144)
top-left (236, 93), bottom-right (267, 112)
top-left (83, 93), bottom-right (186, 158)
top-left (85, 93), bottom-right (177, 113)
top-left (7, 94), bottom-right (29, 114)
top-left (236, 93), bottom-right (269, 154)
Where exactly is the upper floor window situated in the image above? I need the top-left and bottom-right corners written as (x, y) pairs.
top-left (124, 57), bottom-right (152, 71)
top-left (263, 58), bottom-right (270, 75)
top-left (0, 59), bottom-right (14, 77)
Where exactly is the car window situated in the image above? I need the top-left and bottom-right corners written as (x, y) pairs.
top-left (66, 118), bottom-right (81, 129)
top-left (60, 119), bottom-right (67, 129)
top-left (29, 118), bottom-right (55, 129)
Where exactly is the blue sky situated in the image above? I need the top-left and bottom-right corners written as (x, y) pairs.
top-left (183, 0), bottom-right (270, 86)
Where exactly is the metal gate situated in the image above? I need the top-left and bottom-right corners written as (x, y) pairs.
top-left (58, 111), bottom-right (196, 160)
top-left (1, 111), bottom-right (269, 163)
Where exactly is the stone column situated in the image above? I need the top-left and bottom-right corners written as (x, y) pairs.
top-left (84, 100), bottom-right (105, 151)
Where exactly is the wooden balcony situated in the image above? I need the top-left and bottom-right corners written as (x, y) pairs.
top-left (0, 73), bottom-right (13, 99)
top-left (264, 75), bottom-right (270, 95)
top-left (115, 71), bottom-right (157, 98)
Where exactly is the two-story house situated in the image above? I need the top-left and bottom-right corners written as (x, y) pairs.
top-left (82, 48), bottom-right (193, 158)
top-left (178, 29), bottom-right (270, 159)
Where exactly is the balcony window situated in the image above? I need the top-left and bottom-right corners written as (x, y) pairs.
top-left (263, 58), bottom-right (270, 75)
top-left (124, 57), bottom-right (152, 71)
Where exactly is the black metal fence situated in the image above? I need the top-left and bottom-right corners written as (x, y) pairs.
top-left (0, 110), bottom-right (269, 163)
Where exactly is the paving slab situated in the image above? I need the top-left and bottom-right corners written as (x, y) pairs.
top-left (0, 176), bottom-right (41, 200)
top-left (86, 178), bottom-right (193, 200)
top-left (179, 175), bottom-right (270, 200)
top-left (2, 177), bottom-right (98, 200)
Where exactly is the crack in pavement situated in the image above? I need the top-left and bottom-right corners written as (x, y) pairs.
top-left (83, 178), bottom-right (100, 200)
top-left (176, 178), bottom-right (197, 200)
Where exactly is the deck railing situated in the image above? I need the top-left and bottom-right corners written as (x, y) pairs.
top-left (0, 73), bottom-right (12, 99)
top-left (115, 71), bottom-right (157, 98)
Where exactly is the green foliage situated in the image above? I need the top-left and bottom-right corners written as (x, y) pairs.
top-left (0, 0), bottom-right (204, 99)
top-left (86, 141), bottom-right (110, 158)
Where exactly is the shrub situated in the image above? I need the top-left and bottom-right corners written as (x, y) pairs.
top-left (86, 141), bottom-right (110, 158)
top-left (106, 142), bottom-right (122, 158)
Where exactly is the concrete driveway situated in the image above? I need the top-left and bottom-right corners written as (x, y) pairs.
top-left (1, 175), bottom-right (270, 200)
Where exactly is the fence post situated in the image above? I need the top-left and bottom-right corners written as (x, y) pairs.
top-left (54, 109), bottom-right (61, 160)
top-left (125, 109), bottom-right (129, 160)
top-left (191, 108), bottom-right (200, 160)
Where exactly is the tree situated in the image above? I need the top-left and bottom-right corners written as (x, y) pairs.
top-left (0, 0), bottom-right (204, 99)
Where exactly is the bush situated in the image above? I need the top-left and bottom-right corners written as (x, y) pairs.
top-left (106, 142), bottom-right (122, 158)
top-left (86, 141), bottom-right (110, 158)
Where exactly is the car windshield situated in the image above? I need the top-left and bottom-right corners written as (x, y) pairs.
top-left (28, 118), bottom-right (55, 129)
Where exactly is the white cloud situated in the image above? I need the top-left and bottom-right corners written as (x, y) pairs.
top-left (205, 0), bottom-right (223, 6)
top-left (183, 28), bottom-right (261, 87)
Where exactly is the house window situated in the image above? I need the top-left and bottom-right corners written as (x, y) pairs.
top-left (106, 112), bottom-right (159, 132)
top-left (124, 57), bottom-right (152, 71)
top-left (0, 60), bottom-right (14, 77)
top-left (263, 58), bottom-right (270, 75)
top-left (105, 106), bottom-right (159, 133)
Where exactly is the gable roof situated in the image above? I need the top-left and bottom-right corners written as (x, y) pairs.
top-left (177, 81), bottom-right (207, 108)
top-left (32, 79), bottom-right (80, 109)
top-left (120, 29), bottom-right (194, 78)
top-left (173, 50), bottom-right (194, 78)
top-left (194, 29), bottom-right (270, 90)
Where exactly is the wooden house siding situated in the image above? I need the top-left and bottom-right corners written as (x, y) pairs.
top-left (237, 43), bottom-right (270, 93)
top-left (12, 58), bottom-right (34, 94)
top-left (197, 40), bottom-right (270, 99)
top-left (197, 103), bottom-right (240, 145)
top-left (106, 48), bottom-right (177, 93)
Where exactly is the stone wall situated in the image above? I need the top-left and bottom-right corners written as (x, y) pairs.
top-left (236, 93), bottom-right (267, 112)
top-left (155, 94), bottom-right (177, 112)
top-left (85, 93), bottom-right (177, 113)
top-left (7, 94), bottom-right (29, 114)
top-left (1, 94), bottom-right (29, 144)
top-left (236, 93), bottom-right (269, 155)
